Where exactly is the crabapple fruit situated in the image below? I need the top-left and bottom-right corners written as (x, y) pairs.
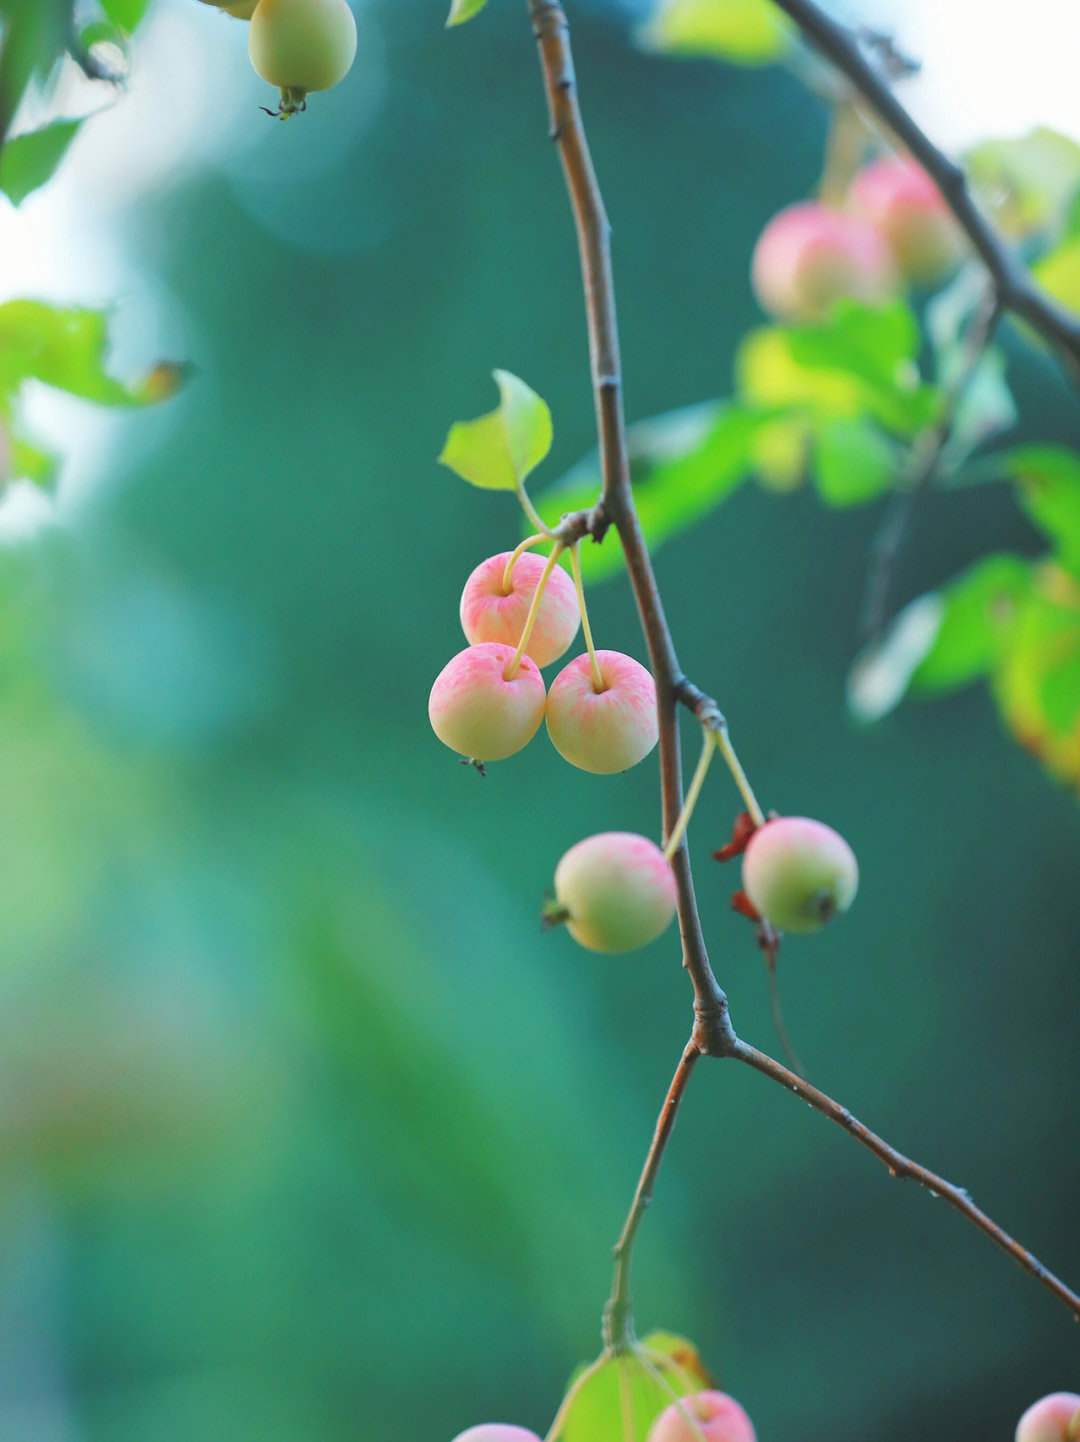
top-left (451, 1429), bottom-right (543, 1442)
top-left (428, 643), bottom-right (546, 763)
top-left (741, 816), bottom-right (858, 933)
top-left (550, 832), bottom-right (676, 953)
top-left (1015, 1394), bottom-right (1080, 1442)
top-left (459, 551), bottom-right (580, 668)
top-left (648, 1391), bottom-right (757, 1442)
top-left (848, 155), bottom-right (967, 285)
top-left (750, 200), bottom-right (897, 322)
top-left (545, 649), bottom-right (658, 773)
top-left (248, 0), bottom-right (357, 114)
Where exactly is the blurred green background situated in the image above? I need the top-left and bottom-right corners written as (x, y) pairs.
top-left (1, 2), bottom-right (1079, 1440)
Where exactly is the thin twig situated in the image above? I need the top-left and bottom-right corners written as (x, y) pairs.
top-left (770, 0), bottom-right (1080, 378)
top-left (604, 1041), bottom-right (702, 1351)
top-left (730, 1037), bottom-right (1080, 1319)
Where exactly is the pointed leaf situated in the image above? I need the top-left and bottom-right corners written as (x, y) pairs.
top-left (635, 0), bottom-right (791, 63)
top-left (439, 370), bottom-right (552, 491)
top-left (446, 0), bottom-right (489, 23)
top-left (0, 118), bottom-right (81, 205)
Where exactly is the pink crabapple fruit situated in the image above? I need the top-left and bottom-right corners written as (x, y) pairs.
top-left (750, 200), bottom-right (897, 322)
top-left (1016, 1394), bottom-right (1080, 1442)
top-left (848, 154), bottom-right (967, 285)
top-left (459, 551), bottom-right (580, 668)
top-left (248, 0), bottom-right (357, 114)
top-left (548, 832), bottom-right (676, 953)
top-left (648, 1391), bottom-right (757, 1442)
top-left (545, 649), bottom-right (658, 773)
top-left (428, 643), bottom-right (546, 764)
top-left (450, 1428), bottom-right (543, 1442)
top-left (741, 816), bottom-right (858, 933)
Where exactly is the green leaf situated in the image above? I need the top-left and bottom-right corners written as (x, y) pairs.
top-left (99, 0), bottom-right (149, 30)
top-left (993, 444), bottom-right (1080, 575)
top-left (532, 401), bottom-right (762, 583)
top-left (558, 1347), bottom-right (694, 1442)
top-left (634, 0), bottom-right (791, 63)
top-left (737, 302), bottom-right (939, 437)
top-left (0, 300), bottom-right (188, 406)
top-left (0, 118), bottom-right (81, 205)
top-left (990, 568), bottom-right (1080, 788)
top-left (0, 1), bottom-right (73, 141)
top-left (439, 370), bottom-right (552, 491)
top-left (1032, 236), bottom-right (1080, 318)
top-left (445, 0), bottom-right (489, 26)
top-left (964, 127), bottom-right (1080, 239)
top-left (910, 554), bottom-right (1034, 693)
top-left (812, 416), bottom-right (900, 506)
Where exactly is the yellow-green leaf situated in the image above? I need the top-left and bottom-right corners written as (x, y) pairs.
top-left (0, 299), bottom-right (188, 407)
top-left (1033, 235), bottom-right (1080, 316)
top-left (556, 1346), bottom-right (697, 1442)
top-left (446, 0), bottom-right (489, 27)
top-left (439, 369), bottom-right (552, 491)
top-left (635, 0), bottom-right (791, 64)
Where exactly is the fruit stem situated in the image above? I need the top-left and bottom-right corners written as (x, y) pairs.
top-left (569, 541), bottom-right (605, 692)
top-left (504, 541), bottom-right (565, 680)
top-left (715, 726), bottom-right (765, 826)
top-left (663, 728), bottom-right (717, 862)
top-left (502, 533), bottom-right (547, 593)
top-left (515, 477), bottom-right (555, 538)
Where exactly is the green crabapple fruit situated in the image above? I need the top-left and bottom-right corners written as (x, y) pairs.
top-left (428, 643), bottom-right (546, 763)
top-left (750, 200), bottom-right (897, 322)
top-left (550, 832), bottom-right (676, 953)
top-left (848, 155), bottom-right (967, 285)
top-left (248, 0), bottom-right (357, 114)
top-left (648, 1391), bottom-right (757, 1442)
top-left (459, 551), bottom-right (580, 668)
top-left (545, 649), bottom-right (658, 773)
top-left (1016, 1394), bottom-right (1080, 1442)
top-left (741, 816), bottom-right (858, 933)
top-left (451, 1429), bottom-right (543, 1442)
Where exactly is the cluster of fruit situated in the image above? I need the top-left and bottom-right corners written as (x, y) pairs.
top-left (197, 0), bottom-right (357, 115)
top-left (450, 1389), bottom-right (758, 1442)
top-left (428, 542), bottom-right (861, 954)
top-left (428, 543), bottom-right (678, 953)
top-left (750, 153), bottom-right (967, 322)
top-left (450, 1387), bottom-right (1080, 1442)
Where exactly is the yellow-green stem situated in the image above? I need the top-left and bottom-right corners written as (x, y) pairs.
top-left (716, 727), bottom-right (765, 825)
top-left (504, 542), bottom-right (564, 679)
top-left (569, 541), bottom-right (605, 691)
top-left (516, 478), bottom-right (554, 538)
top-left (502, 532), bottom-right (547, 593)
top-left (663, 729), bottom-right (717, 862)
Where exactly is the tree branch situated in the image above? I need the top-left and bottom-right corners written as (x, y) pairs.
top-left (528, 0), bottom-right (735, 1053)
top-left (730, 1037), bottom-right (1080, 1317)
top-left (770, 0), bottom-right (1080, 378)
